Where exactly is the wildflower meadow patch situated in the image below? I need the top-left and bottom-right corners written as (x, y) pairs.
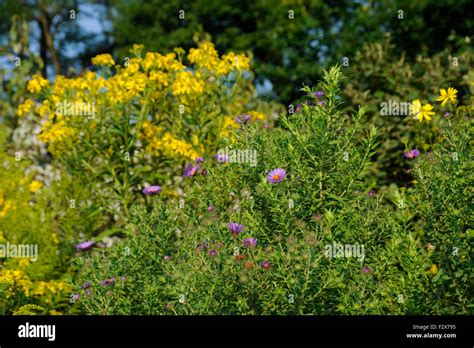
top-left (0, 2), bottom-right (472, 332)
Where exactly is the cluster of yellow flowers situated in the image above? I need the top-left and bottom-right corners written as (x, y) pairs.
top-left (0, 268), bottom-right (72, 302)
top-left (0, 269), bottom-right (33, 297)
top-left (91, 53), bottom-right (115, 66)
top-left (188, 41), bottom-right (250, 74)
top-left (141, 121), bottom-right (202, 160)
top-left (30, 280), bottom-right (72, 298)
top-left (0, 195), bottom-right (13, 218)
top-left (411, 87), bottom-right (458, 122)
top-left (17, 99), bottom-right (35, 117)
top-left (37, 115), bottom-right (76, 155)
top-left (20, 41), bottom-right (265, 164)
top-left (26, 74), bottom-right (49, 94)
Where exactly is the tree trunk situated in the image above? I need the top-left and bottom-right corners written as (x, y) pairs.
top-left (36, 4), bottom-right (61, 76)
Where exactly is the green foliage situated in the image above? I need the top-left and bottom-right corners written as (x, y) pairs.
top-left (73, 67), bottom-right (470, 314)
top-left (343, 36), bottom-right (473, 186)
top-left (13, 304), bottom-right (45, 315)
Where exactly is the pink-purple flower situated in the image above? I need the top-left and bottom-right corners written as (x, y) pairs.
top-left (235, 113), bottom-right (251, 124)
top-left (243, 237), bottom-right (257, 248)
top-left (143, 185), bottom-right (162, 195)
top-left (404, 149), bottom-right (420, 160)
top-left (209, 249), bottom-right (217, 256)
top-left (260, 261), bottom-right (271, 269)
top-left (183, 164), bottom-right (200, 177)
top-left (266, 168), bottom-right (286, 184)
top-left (227, 222), bottom-right (244, 235)
top-left (100, 278), bottom-right (115, 286)
top-left (313, 91), bottom-right (324, 98)
top-left (76, 241), bottom-right (95, 251)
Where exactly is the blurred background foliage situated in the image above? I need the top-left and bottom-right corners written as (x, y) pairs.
top-left (0, 0), bottom-right (472, 102)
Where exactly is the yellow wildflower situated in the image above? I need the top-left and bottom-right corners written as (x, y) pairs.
top-left (91, 53), bottom-right (115, 66)
top-left (0, 200), bottom-right (12, 218)
top-left (219, 116), bottom-right (239, 138)
top-left (222, 52), bottom-right (250, 72)
top-left (131, 44), bottom-right (145, 56)
top-left (436, 87), bottom-right (458, 106)
top-left (247, 111), bottom-right (267, 121)
top-left (429, 264), bottom-right (438, 275)
top-left (149, 71), bottom-right (169, 87)
top-left (17, 99), bottom-right (35, 117)
top-left (27, 74), bottom-right (49, 94)
top-left (412, 100), bottom-right (434, 122)
top-left (410, 99), bottom-right (421, 115)
top-left (38, 115), bottom-right (76, 155)
top-left (141, 122), bottom-right (200, 159)
top-left (171, 71), bottom-right (205, 96)
top-left (124, 72), bottom-right (147, 95)
top-left (0, 269), bottom-right (33, 296)
top-left (188, 42), bottom-right (220, 70)
top-left (29, 180), bottom-right (43, 193)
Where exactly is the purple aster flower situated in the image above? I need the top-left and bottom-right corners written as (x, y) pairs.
top-left (76, 241), bottom-right (95, 251)
top-left (209, 249), bottom-right (217, 256)
top-left (404, 149), bottom-right (420, 160)
top-left (295, 104), bottom-right (303, 113)
top-left (72, 294), bottom-right (80, 301)
top-left (143, 185), bottom-right (162, 196)
top-left (260, 261), bottom-right (271, 269)
top-left (100, 278), bottom-right (115, 286)
top-left (362, 266), bottom-right (371, 274)
top-left (235, 113), bottom-right (251, 124)
top-left (317, 100), bottom-right (324, 106)
top-left (81, 282), bottom-right (91, 290)
top-left (243, 237), bottom-right (257, 248)
top-left (266, 168), bottom-right (286, 184)
top-left (227, 222), bottom-right (244, 235)
top-left (368, 190), bottom-right (376, 197)
top-left (183, 163), bottom-right (200, 177)
top-left (85, 290), bottom-right (92, 296)
top-left (443, 112), bottom-right (450, 118)
top-left (207, 205), bottom-right (215, 212)
top-left (163, 255), bottom-right (171, 261)
top-left (214, 153), bottom-right (229, 163)
top-left (195, 157), bottom-right (204, 163)
top-left (201, 168), bottom-right (208, 176)
top-left (313, 91), bottom-right (324, 98)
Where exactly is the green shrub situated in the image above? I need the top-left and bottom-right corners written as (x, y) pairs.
top-left (72, 66), bottom-right (470, 314)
